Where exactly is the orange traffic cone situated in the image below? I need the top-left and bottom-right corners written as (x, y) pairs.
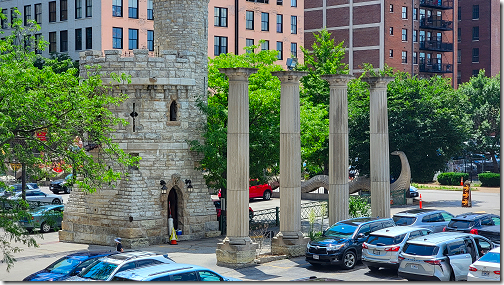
top-left (419, 194), bottom-right (423, 209)
top-left (170, 228), bottom-right (178, 245)
top-left (460, 177), bottom-right (463, 186)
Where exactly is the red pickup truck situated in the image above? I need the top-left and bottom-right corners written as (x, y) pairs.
top-left (218, 179), bottom-right (273, 200)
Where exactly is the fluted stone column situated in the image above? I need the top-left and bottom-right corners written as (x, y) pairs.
top-left (271, 71), bottom-right (310, 257)
top-left (362, 77), bottom-right (394, 219)
top-left (216, 68), bottom-right (258, 268)
top-left (321, 74), bottom-right (354, 225)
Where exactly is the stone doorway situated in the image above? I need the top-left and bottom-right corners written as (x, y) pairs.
top-left (168, 188), bottom-right (179, 230)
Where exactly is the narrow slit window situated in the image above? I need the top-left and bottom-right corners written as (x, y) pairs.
top-left (170, 101), bottom-right (177, 121)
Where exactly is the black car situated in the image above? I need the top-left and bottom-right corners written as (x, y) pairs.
top-left (444, 212), bottom-right (500, 234)
top-left (23, 250), bottom-right (116, 281)
top-left (476, 225), bottom-right (500, 245)
top-left (50, 174), bottom-right (72, 194)
top-left (305, 217), bottom-right (396, 269)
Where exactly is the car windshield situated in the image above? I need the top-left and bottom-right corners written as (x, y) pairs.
top-left (393, 216), bottom-right (416, 226)
top-left (478, 252), bottom-right (500, 263)
top-left (367, 234), bottom-right (406, 246)
top-left (46, 257), bottom-right (83, 274)
top-left (448, 219), bottom-right (474, 228)
top-left (78, 260), bottom-right (118, 280)
top-left (324, 223), bottom-right (358, 238)
top-left (30, 206), bottom-right (49, 215)
top-left (403, 244), bottom-right (439, 256)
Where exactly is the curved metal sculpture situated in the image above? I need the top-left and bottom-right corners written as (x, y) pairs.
top-left (300, 151), bottom-right (411, 194)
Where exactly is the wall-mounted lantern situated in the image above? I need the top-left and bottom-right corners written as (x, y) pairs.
top-left (160, 180), bottom-right (167, 194)
top-left (185, 179), bottom-right (193, 192)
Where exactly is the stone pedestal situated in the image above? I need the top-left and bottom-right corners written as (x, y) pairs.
top-left (362, 77), bottom-right (394, 218)
top-left (321, 74), bottom-right (354, 225)
top-left (216, 68), bottom-right (258, 267)
top-left (271, 72), bottom-right (309, 256)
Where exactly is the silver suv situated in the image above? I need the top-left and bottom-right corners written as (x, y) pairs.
top-left (362, 226), bottom-right (431, 271)
top-left (398, 232), bottom-right (496, 281)
top-left (392, 209), bottom-right (454, 232)
top-left (66, 251), bottom-right (175, 281)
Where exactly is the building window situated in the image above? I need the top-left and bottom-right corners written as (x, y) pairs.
top-left (291, 0), bottom-right (296, 7)
top-left (389, 4), bottom-right (393, 12)
top-left (472, 26), bottom-right (479, 40)
top-left (245, 38), bottom-right (254, 53)
top-left (413, 8), bottom-right (417, 20)
top-left (291, 16), bottom-right (297, 34)
top-left (113, 0), bottom-right (122, 17)
top-left (85, 27), bottom-right (92, 49)
top-left (457, 28), bottom-right (461, 42)
top-left (113, 27), bottom-right (123, 49)
top-left (1, 9), bottom-right (7, 29)
top-left (389, 49), bottom-right (393, 57)
top-left (261, 12), bottom-right (269, 31)
top-left (60, 0), bottom-right (68, 20)
top-left (170, 101), bottom-right (177, 121)
top-left (291, 42), bottom-right (297, 58)
top-left (276, 41), bottom-right (283, 60)
top-left (23, 5), bottom-right (31, 26)
top-left (128, 28), bottom-right (138, 49)
top-left (75, 28), bottom-right (82, 50)
top-left (276, 14), bottom-right (283, 33)
top-left (147, 0), bottom-right (153, 20)
top-left (389, 27), bottom-right (393, 35)
top-left (472, 70), bottom-right (479, 76)
top-left (214, 7), bottom-right (227, 27)
top-left (35, 33), bottom-right (42, 53)
top-left (59, 30), bottom-right (68, 52)
top-left (472, 48), bottom-right (479, 62)
top-left (402, 51), bottom-right (407, 63)
top-left (261, 40), bottom-right (269, 51)
top-left (426, 53), bottom-right (431, 65)
top-left (49, 32), bottom-right (56, 53)
top-left (458, 6), bottom-right (461, 21)
top-left (129, 0), bottom-right (138, 18)
top-left (49, 2), bottom-right (57, 22)
top-left (457, 49), bottom-right (461, 63)
top-left (402, 29), bottom-right (407, 41)
top-left (413, 30), bottom-right (418, 42)
top-left (75, 0), bottom-right (82, 18)
top-left (246, 0), bottom-right (269, 3)
top-left (214, 36), bottom-right (228, 56)
top-left (147, 30), bottom-right (153, 51)
top-left (413, 52), bottom-right (417, 64)
top-left (402, 6), bottom-right (407, 19)
top-left (35, 4), bottom-right (42, 23)
top-left (11, 8), bottom-right (17, 25)
top-left (246, 11), bottom-right (254, 30)
top-left (85, 0), bottom-right (92, 17)
top-left (472, 5), bottom-right (479, 20)
top-left (277, 0), bottom-right (282, 5)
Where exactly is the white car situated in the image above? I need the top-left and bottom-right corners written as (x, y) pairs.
top-left (467, 247), bottom-right (500, 281)
top-left (8, 190), bottom-right (63, 205)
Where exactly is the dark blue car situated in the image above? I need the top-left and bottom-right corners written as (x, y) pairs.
top-left (306, 217), bottom-right (396, 269)
top-left (23, 251), bottom-right (116, 281)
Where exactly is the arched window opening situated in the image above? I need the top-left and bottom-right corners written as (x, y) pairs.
top-left (170, 101), bottom-right (177, 121)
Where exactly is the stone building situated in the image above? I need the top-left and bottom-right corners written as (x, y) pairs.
top-left (59, 0), bottom-right (218, 248)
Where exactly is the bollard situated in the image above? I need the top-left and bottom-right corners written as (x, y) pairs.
top-left (460, 177), bottom-right (463, 186)
top-left (419, 194), bottom-right (423, 209)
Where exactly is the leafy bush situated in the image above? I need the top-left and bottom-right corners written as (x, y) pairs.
top-left (478, 173), bottom-right (500, 187)
top-left (437, 172), bottom-right (469, 185)
top-left (349, 196), bottom-right (371, 218)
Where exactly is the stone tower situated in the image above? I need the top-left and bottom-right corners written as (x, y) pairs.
top-left (59, 0), bottom-right (218, 248)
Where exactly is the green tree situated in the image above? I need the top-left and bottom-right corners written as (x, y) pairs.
top-left (0, 10), bottom-right (137, 270)
top-left (457, 70), bottom-right (500, 172)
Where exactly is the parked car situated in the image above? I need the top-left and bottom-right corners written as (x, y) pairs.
top-left (218, 179), bottom-right (273, 200)
top-left (444, 212), bottom-right (500, 234)
top-left (392, 209), bottom-right (454, 232)
top-left (18, 204), bottom-right (64, 233)
top-left (408, 185), bottom-right (419, 198)
top-left (362, 226), bottom-right (432, 271)
top-left (8, 190), bottom-right (63, 205)
top-left (0, 183), bottom-right (40, 197)
top-left (23, 251), bottom-right (116, 281)
top-left (305, 217), bottom-right (396, 269)
top-left (213, 198), bottom-right (254, 221)
top-left (397, 232), bottom-right (496, 281)
top-left (50, 174), bottom-right (73, 194)
top-left (111, 263), bottom-right (241, 281)
top-left (476, 225), bottom-right (500, 245)
top-left (66, 251), bottom-right (176, 281)
top-left (467, 246), bottom-right (501, 281)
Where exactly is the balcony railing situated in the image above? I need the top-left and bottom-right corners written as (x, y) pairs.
top-left (420, 18), bottom-right (453, 30)
top-left (419, 0), bottom-right (453, 9)
top-left (419, 62), bottom-right (453, 73)
top-left (419, 40), bottom-right (453, 52)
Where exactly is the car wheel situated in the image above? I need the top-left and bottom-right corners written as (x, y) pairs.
top-left (52, 199), bottom-right (62, 205)
top-left (263, 191), bottom-right (271, 200)
top-left (52, 191), bottom-right (59, 194)
top-left (368, 266), bottom-right (379, 272)
top-left (40, 222), bottom-right (51, 233)
top-left (341, 251), bottom-right (356, 269)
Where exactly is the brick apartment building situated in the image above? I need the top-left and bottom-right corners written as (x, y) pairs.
top-left (304, 0), bottom-right (458, 85)
top-left (456, 0), bottom-right (500, 85)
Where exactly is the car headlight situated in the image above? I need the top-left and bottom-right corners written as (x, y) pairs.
top-left (307, 242), bottom-right (311, 249)
top-left (327, 244), bottom-right (345, 251)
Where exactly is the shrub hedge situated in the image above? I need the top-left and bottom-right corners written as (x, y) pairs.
top-left (437, 172), bottom-right (469, 185)
top-left (478, 173), bottom-right (500, 187)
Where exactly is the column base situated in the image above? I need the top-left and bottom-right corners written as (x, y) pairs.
top-left (271, 231), bottom-right (310, 257)
top-left (216, 236), bottom-right (258, 268)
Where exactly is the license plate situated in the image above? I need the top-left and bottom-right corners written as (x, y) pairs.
top-left (410, 264), bottom-right (419, 270)
top-left (373, 250), bottom-right (381, 255)
top-left (482, 271), bottom-right (490, 276)
top-left (313, 255), bottom-right (319, 260)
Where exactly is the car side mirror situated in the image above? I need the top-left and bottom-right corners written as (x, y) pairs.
top-left (356, 233), bottom-right (366, 240)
